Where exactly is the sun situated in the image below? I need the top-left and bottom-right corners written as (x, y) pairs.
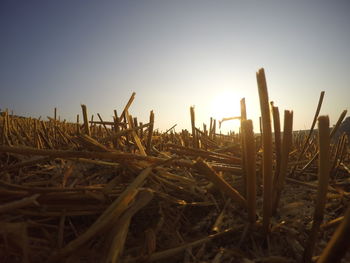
top-left (210, 91), bottom-right (241, 130)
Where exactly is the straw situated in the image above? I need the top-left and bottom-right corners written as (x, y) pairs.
top-left (303, 115), bottom-right (331, 262)
top-left (256, 68), bottom-right (273, 233)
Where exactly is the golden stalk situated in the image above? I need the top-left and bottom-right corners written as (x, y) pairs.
top-left (271, 103), bottom-right (281, 196)
top-left (240, 98), bottom-right (247, 121)
top-left (112, 110), bottom-right (120, 149)
top-left (212, 119), bottom-right (216, 140)
top-left (146, 110), bottom-right (155, 153)
top-left (303, 115), bottom-right (331, 262)
top-left (256, 68), bottom-right (273, 233)
top-left (119, 92), bottom-right (136, 122)
top-left (81, 104), bottom-right (91, 136)
top-left (240, 98), bottom-right (247, 198)
top-left (273, 110), bottom-right (293, 213)
top-left (209, 117), bottom-right (213, 139)
top-left (76, 114), bottom-right (80, 134)
top-left (126, 111), bottom-right (147, 156)
top-left (97, 113), bottom-right (112, 136)
top-left (194, 158), bottom-right (247, 208)
top-left (54, 107), bottom-right (57, 141)
top-left (1, 110), bottom-right (8, 145)
top-left (241, 119), bottom-right (256, 223)
top-left (90, 114), bottom-right (94, 132)
top-left (190, 106), bottom-right (198, 148)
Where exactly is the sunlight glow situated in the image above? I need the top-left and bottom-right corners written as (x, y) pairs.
top-left (210, 91), bottom-right (241, 131)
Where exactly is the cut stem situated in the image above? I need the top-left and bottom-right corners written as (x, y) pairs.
top-left (81, 104), bottom-right (91, 136)
top-left (242, 119), bottom-right (256, 223)
top-left (256, 68), bottom-right (273, 233)
top-left (273, 110), bottom-right (293, 213)
top-left (303, 115), bottom-right (331, 262)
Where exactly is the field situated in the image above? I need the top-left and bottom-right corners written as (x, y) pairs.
top-left (1, 69), bottom-right (350, 263)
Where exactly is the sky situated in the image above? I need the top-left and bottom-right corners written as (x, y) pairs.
top-left (1, 0), bottom-right (349, 133)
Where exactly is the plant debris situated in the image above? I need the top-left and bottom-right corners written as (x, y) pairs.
top-left (1, 69), bottom-right (350, 263)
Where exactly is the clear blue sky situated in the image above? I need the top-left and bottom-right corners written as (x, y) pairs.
top-left (1, 0), bottom-right (349, 132)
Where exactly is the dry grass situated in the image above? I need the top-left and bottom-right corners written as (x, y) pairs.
top-left (0, 69), bottom-right (349, 263)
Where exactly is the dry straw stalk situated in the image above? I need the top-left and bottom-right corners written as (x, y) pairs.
top-left (303, 115), bottom-right (331, 262)
top-left (256, 68), bottom-right (273, 233)
top-left (241, 119), bottom-right (256, 223)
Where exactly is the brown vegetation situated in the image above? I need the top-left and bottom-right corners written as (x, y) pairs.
top-left (0, 69), bottom-right (349, 262)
